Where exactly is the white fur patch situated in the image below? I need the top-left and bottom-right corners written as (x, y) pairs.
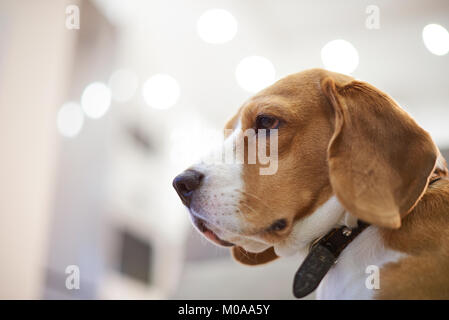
top-left (317, 226), bottom-right (406, 299)
top-left (273, 196), bottom-right (346, 257)
top-left (190, 123), bottom-right (244, 233)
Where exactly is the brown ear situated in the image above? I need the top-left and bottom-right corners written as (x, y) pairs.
top-left (322, 77), bottom-right (438, 229)
top-left (231, 246), bottom-right (278, 265)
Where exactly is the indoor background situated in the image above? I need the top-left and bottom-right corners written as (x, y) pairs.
top-left (0, 0), bottom-right (448, 299)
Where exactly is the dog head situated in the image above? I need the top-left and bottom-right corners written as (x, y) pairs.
top-left (173, 68), bottom-right (445, 265)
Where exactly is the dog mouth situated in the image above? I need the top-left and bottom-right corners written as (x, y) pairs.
top-left (192, 216), bottom-right (234, 247)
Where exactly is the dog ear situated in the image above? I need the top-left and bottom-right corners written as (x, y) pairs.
top-left (231, 246), bottom-right (278, 265)
top-left (321, 77), bottom-right (438, 229)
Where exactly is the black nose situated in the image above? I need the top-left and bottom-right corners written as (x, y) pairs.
top-left (172, 170), bottom-right (204, 207)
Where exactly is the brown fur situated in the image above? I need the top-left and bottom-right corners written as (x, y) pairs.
top-left (232, 246), bottom-right (279, 265)
top-left (377, 178), bottom-right (449, 299)
top-left (322, 77), bottom-right (438, 228)
top-left (225, 69), bottom-right (448, 299)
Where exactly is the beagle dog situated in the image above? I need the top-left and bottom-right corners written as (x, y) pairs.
top-left (173, 68), bottom-right (449, 299)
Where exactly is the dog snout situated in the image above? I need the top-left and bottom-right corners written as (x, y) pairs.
top-left (172, 169), bottom-right (204, 207)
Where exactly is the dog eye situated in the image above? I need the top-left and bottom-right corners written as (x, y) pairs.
top-left (267, 219), bottom-right (287, 232)
top-left (255, 115), bottom-right (280, 130)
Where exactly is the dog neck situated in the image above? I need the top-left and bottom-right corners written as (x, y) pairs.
top-left (274, 195), bottom-right (353, 257)
top-left (276, 173), bottom-right (443, 299)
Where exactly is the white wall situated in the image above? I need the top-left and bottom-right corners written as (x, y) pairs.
top-left (0, 0), bottom-right (77, 298)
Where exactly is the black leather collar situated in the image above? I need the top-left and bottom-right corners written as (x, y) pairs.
top-left (292, 220), bottom-right (369, 298)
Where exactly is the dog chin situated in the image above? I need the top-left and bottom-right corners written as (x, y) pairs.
top-left (189, 213), bottom-right (271, 252)
top-left (190, 215), bottom-right (234, 247)
top-left (238, 241), bottom-right (271, 253)
top-left (214, 229), bottom-right (271, 253)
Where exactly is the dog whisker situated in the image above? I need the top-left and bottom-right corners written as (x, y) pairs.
top-left (240, 202), bottom-right (258, 215)
top-left (239, 190), bottom-right (274, 212)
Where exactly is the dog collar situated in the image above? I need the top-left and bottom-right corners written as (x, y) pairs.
top-left (292, 220), bottom-right (369, 298)
top-left (292, 174), bottom-right (443, 298)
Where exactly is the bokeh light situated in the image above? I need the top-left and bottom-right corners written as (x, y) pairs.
top-left (197, 9), bottom-right (238, 44)
top-left (57, 102), bottom-right (84, 138)
top-left (235, 56), bottom-right (276, 93)
top-left (108, 69), bottom-right (139, 102)
top-left (81, 82), bottom-right (112, 119)
top-left (321, 39), bottom-right (359, 74)
top-left (142, 74), bottom-right (180, 110)
top-left (422, 24), bottom-right (449, 56)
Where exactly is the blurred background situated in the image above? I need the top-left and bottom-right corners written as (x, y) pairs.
top-left (0, 0), bottom-right (448, 299)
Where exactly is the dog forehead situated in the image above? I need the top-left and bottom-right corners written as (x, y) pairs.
top-left (225, 69), bottom-right (354, 132)
top-left (239, 70), bottom-right (337, 111)
top-left (262, 68), bottom-right (354, 96)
